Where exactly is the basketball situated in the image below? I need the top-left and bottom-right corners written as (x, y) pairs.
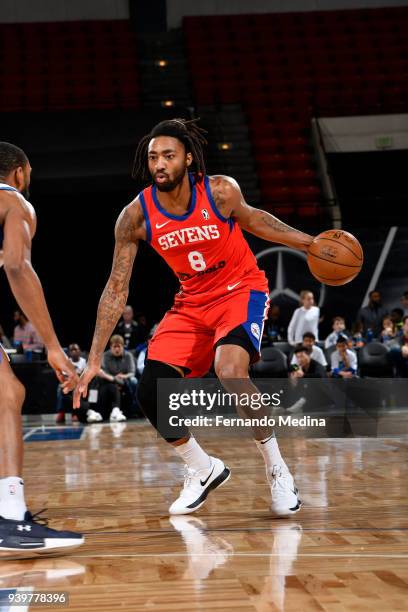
top-left (307, 229), bottom-right (363, 286)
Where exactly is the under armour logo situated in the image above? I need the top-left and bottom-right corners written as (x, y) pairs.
top-left (17, 525), bottom-right (31, 532)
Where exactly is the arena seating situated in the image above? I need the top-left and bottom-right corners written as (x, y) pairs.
top-left (0, 20), bottom-right (140, 111)
top-left (184, 7), bottom-right (408, 217)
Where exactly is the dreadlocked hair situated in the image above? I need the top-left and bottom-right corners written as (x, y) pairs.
top-left (132, 117), bottom-right (208, 184)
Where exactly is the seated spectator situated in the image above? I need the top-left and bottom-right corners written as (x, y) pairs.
top-left (285, 345), bottom-right (327, 413)
top-left (389, 315), bottom-right (408, 377)
top-left (88, 335), bottom-right (136, 423)
top-left (289, 345), bottom-right (327, 379)
top-left (356, 290), bottom-right (388, 337)
top-left (391, 308), bottom-right (404, 331)
top-left (287, 290), bottom-right (320, 345)
top-left (350, 321), bottom-right (366, 349)
top-left (115, 305), bottom-right (147, 351)
top-left (56, 344), bottom-right (87, 424)
top-left (380, 315), bottom-right (397, 345)
top-left (264, 304), bottom-right (286, 343)
top-left (324, 316), bottom-right (347, 349)
top-left (13, 309), bottom-right (44, 352)
top-left (330, 335), bottom-right (358, 378)
top-left (290, 332), bottom-right (327, 368)
top-left (0, 324), bottom-right (12, 349)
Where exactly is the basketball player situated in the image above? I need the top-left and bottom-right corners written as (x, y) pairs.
top-left (0, 142), bottom-right (84, 553)
top-left (75, 119), bottom-right (314, 517)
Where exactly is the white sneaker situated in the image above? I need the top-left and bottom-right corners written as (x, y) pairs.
top-left (86, 409), bottom-right (103, 423)
top-left (110, 407), bottom-right (127, 422)
top-left (269, 464), bottom-right (302, 518)
top-left (169, 457), bottom-right (231, 515)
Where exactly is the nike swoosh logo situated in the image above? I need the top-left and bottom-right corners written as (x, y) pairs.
top-left (200, 465), bottom-right (215, 487)
top-left (156, 221), bottom-right (171, 229)
top-left (227, 281), bottom-right (242, 291)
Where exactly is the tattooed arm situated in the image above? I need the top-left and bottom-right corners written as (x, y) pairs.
top-left (210, 175), bottom-right (314, 252)
top-left (73, 198), bottom-right (145, 407)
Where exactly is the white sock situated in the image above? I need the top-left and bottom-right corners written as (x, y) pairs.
top-left (255, 434), bottom-right (288, 472)
top-left (0, 477), bottom-right (27, 520)
top-left (174, 437), bottom-right (211, 472)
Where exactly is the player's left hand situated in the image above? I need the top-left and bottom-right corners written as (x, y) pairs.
top-left (47, 347), bottom-right (79, 393)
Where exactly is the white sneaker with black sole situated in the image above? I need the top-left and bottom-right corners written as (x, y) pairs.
top-left (169, 457), bottom-right (231, 515)
top-left (110, 407), bottom-right (127, 422)
top-left (269, 464), bottom-right (302, 518)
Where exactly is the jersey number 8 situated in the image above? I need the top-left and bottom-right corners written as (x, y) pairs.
top-left (188, 251), bottom-right (206, 272)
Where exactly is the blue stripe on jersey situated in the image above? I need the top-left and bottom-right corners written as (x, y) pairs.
top-left (0, 185), bottom-right (18, 249)
top-left (139, 191), bottom-right (151, 243)
top-left (204, 175), bottom-right (235, 231)
top-left (241, 290), bottom-right (269, 352)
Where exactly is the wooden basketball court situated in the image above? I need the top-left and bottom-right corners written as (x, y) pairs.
top-left (1, 421), bottom-right (407, 611)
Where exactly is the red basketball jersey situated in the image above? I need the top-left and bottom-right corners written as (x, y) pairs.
top-left (139, 175), bottom-right (267, 302)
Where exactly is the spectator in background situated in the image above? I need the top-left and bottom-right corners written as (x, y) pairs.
top-left (391, 308), bottom-right (404, 331)
top-left (380, 315), bottom-right (397, 346)
top-left (264, 304), bottom-right (286, 343)
top-left (401, 291), bottom-right (408, 316)
top-left (287, 290), bottom-right (319, 345)
top-left (56, 344), bottom-right (87, 424)
top-left (356, 290), bottom-right (387, 338)
top-left (330, 334), bottom-right (358, 378)
top-left (286, 345), bottom-right (327, 413)
top-left (87, 335), bottom-right (136, 423)
top-left (290, 345), bottom-right (327, 379)
top-left (290, 332), bottom-right (327, 368)
top-left (0, 324), bottom-right (12, 349)
top-left (324, 316), bottom-right (348, 349)
top-left (389, 315), bottom-right (408, 377)
top-left (350, 320), bottom-right (366, 349)
top-left (115, 305), bottom-right (146, 351)
top-left (13, 309), bottom-right (44, 351)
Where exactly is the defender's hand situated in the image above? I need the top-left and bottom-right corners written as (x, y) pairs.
top-left (47, 347), bottom-right (78, 393)
top-left (73, 364), bottom-right (100, 408)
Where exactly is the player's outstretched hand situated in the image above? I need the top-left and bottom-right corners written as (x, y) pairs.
top-left (47, 347), bottom-right (79, 393)
top-left (73, 364), bottom-right (100, 408)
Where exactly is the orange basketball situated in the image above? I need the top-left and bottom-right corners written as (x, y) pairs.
top-left (307, 229), bottom-right (363, 286)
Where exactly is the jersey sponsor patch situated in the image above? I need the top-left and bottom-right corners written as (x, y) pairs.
top-left (157, 224), bottom-right (220, 251)
top-left (251, 322), bottom-right (261, 340)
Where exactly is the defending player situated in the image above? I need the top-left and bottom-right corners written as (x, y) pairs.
top-left (0, 142), bottom-right (84, 553)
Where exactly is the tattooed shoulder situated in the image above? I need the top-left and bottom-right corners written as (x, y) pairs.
top-left (116, 198), bottom-right (146, 243)
top-left (209, 175), bottom-right (238, 218)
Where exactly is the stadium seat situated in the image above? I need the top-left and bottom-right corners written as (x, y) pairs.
top-left (358, 343), bottom-right (394, 378)
top-left (251, 347), bottom-right (288, 377)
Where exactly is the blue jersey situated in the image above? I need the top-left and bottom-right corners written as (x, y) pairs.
top-left (0, 183), bottom-right (18, 249)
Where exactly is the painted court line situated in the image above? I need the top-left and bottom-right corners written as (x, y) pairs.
top-left (70, 552), bottom-right (408, 559)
